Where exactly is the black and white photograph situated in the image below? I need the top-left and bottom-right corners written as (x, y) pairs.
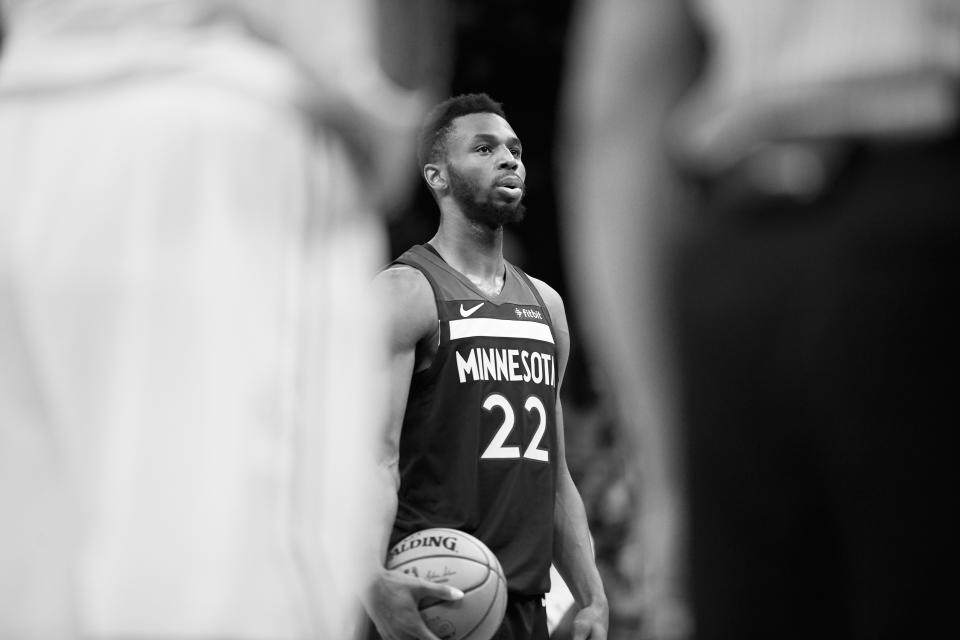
top-left (2, 1), bottom-right (957, 639)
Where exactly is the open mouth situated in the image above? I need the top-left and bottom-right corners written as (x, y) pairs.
top-left (496, 176), bottom-right (524, 197)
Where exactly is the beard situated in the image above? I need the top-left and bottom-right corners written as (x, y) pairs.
top-left (448, 164), bottom-right (526, 228)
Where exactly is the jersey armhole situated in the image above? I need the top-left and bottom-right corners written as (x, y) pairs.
top-left (514, 267), bottom-right (560, 401)
top-left (514, 267), bottom-right (555, 329)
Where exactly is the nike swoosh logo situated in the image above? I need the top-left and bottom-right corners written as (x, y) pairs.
top-left (459, 302), bottom-right (484, 317)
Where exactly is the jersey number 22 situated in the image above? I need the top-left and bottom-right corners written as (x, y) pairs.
top-left (480, 393), bottom-right (549, 462)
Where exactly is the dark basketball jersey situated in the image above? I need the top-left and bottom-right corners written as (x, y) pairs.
top-left (390, 244), bottom-right (558, 596)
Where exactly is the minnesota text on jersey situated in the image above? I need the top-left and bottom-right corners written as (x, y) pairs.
top-left (455, 347), bottom-right (556, 387)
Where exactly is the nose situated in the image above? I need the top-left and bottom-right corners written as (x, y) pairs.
top-left (496, 146), bottom-right (518, 170)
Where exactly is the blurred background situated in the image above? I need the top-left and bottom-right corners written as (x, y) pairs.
top-left (8, 1), bottom-right (954, 638)
top-left (0, 0), bottom-right (641, 635)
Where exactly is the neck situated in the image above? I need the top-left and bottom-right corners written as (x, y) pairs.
top-left (430, 208), bottom-right (506, 295)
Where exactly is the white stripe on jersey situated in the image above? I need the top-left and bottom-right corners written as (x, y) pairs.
top-left (449, 318), bottom-right (555, 344)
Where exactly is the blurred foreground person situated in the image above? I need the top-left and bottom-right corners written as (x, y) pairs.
top-left (0, 0), bottom-right (435, 637)
top-left (561, 0), bottom-right (960, 638)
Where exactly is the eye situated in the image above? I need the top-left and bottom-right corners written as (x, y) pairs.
top-left (475, 144), bottom-right (492, 153)
top-left (510, 147), bottom-right (522, 158)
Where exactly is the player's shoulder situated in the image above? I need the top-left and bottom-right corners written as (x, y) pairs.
top-left (374, 262), bottom-right (438, 338)
top-left (376, 262), bottom-right (429, 294)
top-left (526, 275), bottom-right (566, 320)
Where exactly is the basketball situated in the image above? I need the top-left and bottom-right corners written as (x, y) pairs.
top-left (386, 527), bottom-right (507, 640)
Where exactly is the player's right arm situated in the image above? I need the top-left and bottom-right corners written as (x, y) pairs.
top-left (361, 265), bottom-right (463, 640)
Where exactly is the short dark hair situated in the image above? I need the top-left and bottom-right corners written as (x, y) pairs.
top-left (417, 93), bottom-right (507, 167)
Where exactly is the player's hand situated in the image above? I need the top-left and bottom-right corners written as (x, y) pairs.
top-left (360, 89), bottom-right (431, 218)
top-left (571, 600), bottom-right (609, 640)
top-left (623, 494), bottom-right (693, 640)
top-left (329, 85), bottom-right (430, 218)
top-left (365, 567), bottom-right (464, 640)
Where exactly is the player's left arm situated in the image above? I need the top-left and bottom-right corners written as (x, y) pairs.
top-left (532, 277), bottom-right (609, 640)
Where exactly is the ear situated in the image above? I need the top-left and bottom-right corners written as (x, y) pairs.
top-left (423, 163), bottom-right (447, 193)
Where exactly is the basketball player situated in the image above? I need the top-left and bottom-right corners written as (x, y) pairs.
top-left (363, 94), bottom-right (608, 640)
